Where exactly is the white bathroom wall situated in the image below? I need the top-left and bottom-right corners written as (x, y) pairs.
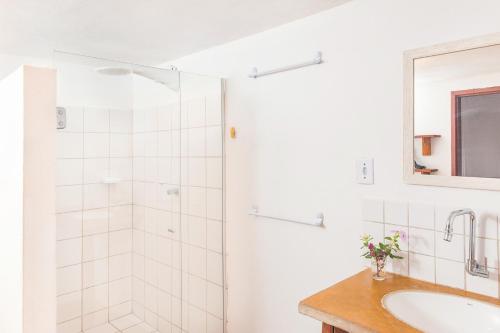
top-left (164, 0), bottom-right (500, 332)
top-left (0, 66), bottom-right (24, 333)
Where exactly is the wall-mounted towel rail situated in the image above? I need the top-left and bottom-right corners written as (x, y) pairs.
top-left (248, 52), bottom-right (323, 79)
top-left (248, 206), bottom-right (324, 227)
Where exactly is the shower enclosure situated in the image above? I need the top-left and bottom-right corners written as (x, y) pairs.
top-left (54, 52), bottom-right (225, 333)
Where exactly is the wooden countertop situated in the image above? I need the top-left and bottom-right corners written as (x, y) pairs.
top-left (299, 269), bottom-right (500, 333)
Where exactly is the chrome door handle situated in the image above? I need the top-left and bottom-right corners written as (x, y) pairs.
top-left (160, 183), bottom-right (179, 195)
top-left (166, 188), bottom-right (179, 195)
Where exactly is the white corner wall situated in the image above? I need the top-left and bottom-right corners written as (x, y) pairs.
top-left (0, 66), bottom-right (25, 333)
top-left (22, 66), bottom-right (57, 333)
top-left (164, 1), bottom-right (500, 332)
top-left (0, 65), bottom-right (57, 333)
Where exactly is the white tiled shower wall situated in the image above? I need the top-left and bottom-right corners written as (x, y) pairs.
top-left (56, 107), bottom-right (134, 332)
top-left (56, 93), bottom-right (224, 333)
top-left (131, 96), bottom-right (224, 333)
top-left (362, 198), bottom-right (500, 298)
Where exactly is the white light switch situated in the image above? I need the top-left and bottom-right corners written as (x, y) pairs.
top-left (356, 158), bottom-right (374, 184)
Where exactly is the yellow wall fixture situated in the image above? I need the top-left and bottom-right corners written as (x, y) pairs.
top-left (230, 127), bottom-right (236, 139)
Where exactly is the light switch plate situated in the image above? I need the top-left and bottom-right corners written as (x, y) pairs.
top-left (356, 158), bottom-right (374, 184)
top-left (56, 107), bottom-right (66, 129)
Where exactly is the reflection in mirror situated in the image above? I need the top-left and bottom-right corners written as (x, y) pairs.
top-left (414, 44), bottom-right (500, 178)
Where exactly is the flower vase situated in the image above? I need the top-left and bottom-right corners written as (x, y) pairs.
top-left (372, 255), bottom-right (387, 281)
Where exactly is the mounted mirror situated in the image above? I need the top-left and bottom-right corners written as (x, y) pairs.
top-left (404, 33), bottom-right (500, 190)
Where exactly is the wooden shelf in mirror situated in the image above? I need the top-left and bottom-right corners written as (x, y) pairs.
top-left (414, 168), bottom-right (438, 175)
top-left (414, 135), bottom-right (441, 156)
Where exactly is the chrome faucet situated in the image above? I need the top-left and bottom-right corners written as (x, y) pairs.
top-left (444, 209), bottom-right (489, 278)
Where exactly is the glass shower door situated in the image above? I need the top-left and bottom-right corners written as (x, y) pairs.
top-left (130, 65), bottom-right (184, 333)
top-left (179, 72), bottom-right (225, 333)
top-left (54, 52), bottom-right (224, 333)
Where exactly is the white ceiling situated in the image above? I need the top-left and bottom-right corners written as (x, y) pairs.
top-left (0, 0), bottom-right (349, 65)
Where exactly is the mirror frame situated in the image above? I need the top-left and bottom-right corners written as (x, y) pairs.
top-left (404, 32), bottom-right (500, 191)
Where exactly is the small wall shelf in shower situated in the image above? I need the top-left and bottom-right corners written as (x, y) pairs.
top-left (102, 177), bottom-right (121, 184)
top-left (414, 134), bottom-right (441, 156)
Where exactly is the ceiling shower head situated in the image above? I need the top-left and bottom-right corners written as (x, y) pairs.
top-left (95, 66), bottom-right (179, 91)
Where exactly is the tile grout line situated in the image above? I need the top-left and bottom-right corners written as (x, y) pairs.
top-left (131, 106), bottom-right (136, 325)
top-left (433, 207), bottom-right (437, 284)
top-left (222, 76), bottom-right (227, 332)
top-left (154, 106), bottom-right (160, 330)
top-left (182, 97), bottom-right (188, 331)
top-left (463, 216), bottom-right (467, 292)
top-left (80, 106), bottom-right (86, 332)
top-left (168, 100), bottom-right (175, 330)
top-left (107, 108), bottom-right (112, 327)
top-left (170, 104), bottom-right (182, 326)
top-left (497, 216), bottom-right (500, 299)
top-left (59, 276), bottom-right (133, 299)
top-left (204, 96), bottom-right (209, 333)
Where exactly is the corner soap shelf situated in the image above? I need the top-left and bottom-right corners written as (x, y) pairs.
top-left (102, 177), bottom-right (121, 184)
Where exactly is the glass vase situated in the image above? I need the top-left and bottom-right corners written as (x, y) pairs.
top-left (372, 255), bottom-right (387, 281)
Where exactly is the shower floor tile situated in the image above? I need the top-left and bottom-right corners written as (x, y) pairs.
top-left (121, 322), bottom-right (157, 333)
top-left (83, 315), bottom-right (158, 333)
top-left (110, 314), bottom-right (142, 331)
top-left (84, 323), bottom-right (118, 333)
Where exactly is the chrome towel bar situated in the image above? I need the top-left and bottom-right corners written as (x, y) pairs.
top-left (248, 206), bottom-right (324, 227)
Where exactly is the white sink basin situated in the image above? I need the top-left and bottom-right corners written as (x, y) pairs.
top-left (382, 290), bottom-right (500, 332)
